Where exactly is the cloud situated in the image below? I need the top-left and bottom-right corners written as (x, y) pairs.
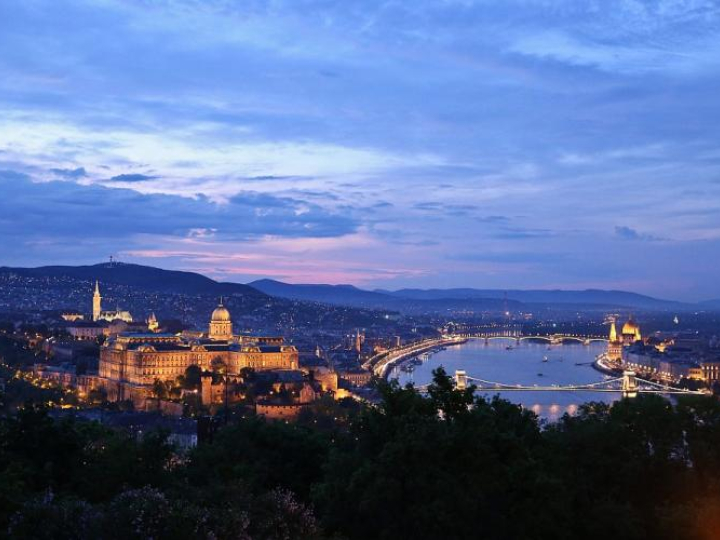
top-left (50, 167), bottom-right (87, 179)
top-left (107, 173), bottom-right (159, 183)
top-left (1, 0), bottom-right (720, 298)
top-left (476, 215), bottom-right (510, 223)
top-left (0, 171), bottom-right (358, 251)
top-left (614, 225), bottom-right (664, 242)
top-left (493, 227), bottom-right (554, 240)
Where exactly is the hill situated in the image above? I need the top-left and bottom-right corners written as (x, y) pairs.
top-left (385, 288), bottom-right (685, 311)
top-left (248, 279), bottom-right (515, 313)
top-left (698, 299), bottom-right (720, 310)
top-left (0, 262), bottom-right (265, 298)
top-left (249, 279), bottom-right (394, 307)
top-left (252, 280), bottom-right (691, 312)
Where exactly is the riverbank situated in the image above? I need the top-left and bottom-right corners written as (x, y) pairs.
top-left (592, 353), bottom-right (623, 376)
top-left (368, 337), bottom-right (468, 379)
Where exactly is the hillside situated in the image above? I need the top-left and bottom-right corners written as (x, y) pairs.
top-left (0, 263), bottom-right (398, 333)
top-left (0, 262), bottom-right (265, 298)
top-left (385, 288), bottom-right (685, 310)
top-left (252, 280), bottom-right (691, 312)
top-left (249, 279), bottom-right (522, 313)
top-left (249, 279), bottom-right (396, 307)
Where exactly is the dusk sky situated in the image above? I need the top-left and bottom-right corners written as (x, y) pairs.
top-left (2, 0), bottom-right (720, 300)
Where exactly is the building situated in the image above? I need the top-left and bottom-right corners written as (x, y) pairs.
top-left (208, 301), bottom-right (232, 340)
top-left (92, 281), bottom-right (102, 321)
top-left (66, 321), bottom-right (107, 341)
top-left (61, 311), bottom-right (84, 322)
top-left (98, 303), bottom-right (298, 404)
top-left (621, 316), bottom-right (642, 346)
top-left (607, 320), bottom-right (623, 362)
top-left (606, 317), bottom-right (642, 364)
top-left (623, 341), bottom-right (707, 384)
top-left (255, 373), bottom-right (321, 420)
top-left (339, 368), bottom-right (373, 387)
top-left (93, 281), bottom-right (133, 323)
top-left (701, 359), bottom-right (720, 385)
top-left (147, 312), bottom-right (159, 333)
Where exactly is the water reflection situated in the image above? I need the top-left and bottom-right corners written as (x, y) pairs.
top-left (393, 337), bottom-right (621, 420)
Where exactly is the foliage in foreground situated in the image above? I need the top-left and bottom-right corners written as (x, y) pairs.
top-left (2, 368), bottom-right (720, 539)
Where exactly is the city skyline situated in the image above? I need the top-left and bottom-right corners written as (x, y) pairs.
top-left (2, 1), bottom-right (720, 300)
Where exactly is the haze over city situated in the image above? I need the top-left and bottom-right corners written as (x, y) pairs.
top-left (2, 1), bottom-right (720, 300)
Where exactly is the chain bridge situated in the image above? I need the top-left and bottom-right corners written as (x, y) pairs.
top-left (415, 370), bottom-right (706, 398)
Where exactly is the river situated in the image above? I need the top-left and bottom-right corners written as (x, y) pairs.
top-left (392, 337), bottom-right (622, 421)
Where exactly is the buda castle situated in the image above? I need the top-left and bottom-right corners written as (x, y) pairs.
top-left (98, 299), bottom-right (298, 404)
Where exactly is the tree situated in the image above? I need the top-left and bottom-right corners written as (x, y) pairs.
top-left (151, 379), bottom-right (169, 400)
top-left (8, 496), bottom-right (100, 540)
top-left (314, 368), bottom-right (550, 539)
top-left (183, 365), bottom-right (202, 390)
top-left (103, 487), bottom-right (171, 540)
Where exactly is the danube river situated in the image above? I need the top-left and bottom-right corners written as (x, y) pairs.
top-left (392, 338), bottom-right (622, 421)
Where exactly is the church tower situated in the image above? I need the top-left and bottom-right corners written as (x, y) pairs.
top-left (147, 312), bottom-right (159, 333)
top-left (93, 281), bottom-right (102, 322)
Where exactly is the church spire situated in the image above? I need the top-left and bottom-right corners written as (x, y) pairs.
top-left (92, 280), bottom-right (102, 321)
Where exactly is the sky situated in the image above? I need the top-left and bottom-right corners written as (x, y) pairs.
top-left (2, 0), bottom-right (720, 301)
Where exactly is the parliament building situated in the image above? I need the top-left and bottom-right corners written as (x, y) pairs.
top-left (606, 316), bottom-right (643, 363)
top-left (98, 301), bottom-right (299, 403)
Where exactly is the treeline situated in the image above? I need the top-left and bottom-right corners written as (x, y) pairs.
top-left (1, 369), bottom-right (720, 539)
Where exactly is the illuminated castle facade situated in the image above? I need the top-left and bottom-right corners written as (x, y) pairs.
top-left (98, 302), bottom-right (298, 403)
top-left (607, 317), bottom-right (643, 362)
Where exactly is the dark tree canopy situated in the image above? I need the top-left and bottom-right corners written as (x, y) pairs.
top-left (1, 369), bottom-right (720, 539)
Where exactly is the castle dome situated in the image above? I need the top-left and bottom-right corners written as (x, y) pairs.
top-left (211, 304), bottom-right (231, 322)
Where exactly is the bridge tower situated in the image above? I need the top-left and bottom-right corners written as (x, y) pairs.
top-left (622, 370), bottom-right (638, 398)
top-left (455, 370), bottom-right (467, 390)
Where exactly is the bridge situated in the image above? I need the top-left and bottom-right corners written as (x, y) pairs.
top-left (452, 333), bottom-right (609, 346)
top-left (440, 369), bottom-right (706, 398)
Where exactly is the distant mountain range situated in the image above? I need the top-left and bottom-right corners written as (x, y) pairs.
top-left (379, 288), bottom-right (683, 310)
top-left (248, 279), bottom-right (519, 313)
top-left (698, 299), bottom-right (720, 310)
top-left (250, 279), bottom-right (696, 312)
top-left (0, 263), bottom-right (708, 314)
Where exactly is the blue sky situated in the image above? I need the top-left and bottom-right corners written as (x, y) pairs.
top-left (2, 0), bottom-right (720, 300)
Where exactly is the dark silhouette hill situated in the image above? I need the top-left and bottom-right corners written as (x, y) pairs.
top-left (248, 279), bottom-right (515, 312)
top-left (251, 279), bottom-right (692, 312)
top-left (383, 288), bottom-right (684, 310)
top-left (0, 262), bottom-right (266, 298)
